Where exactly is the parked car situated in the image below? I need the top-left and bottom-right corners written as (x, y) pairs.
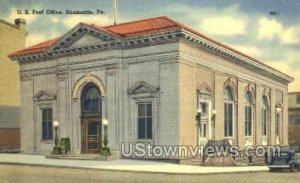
top-left (268, 150), bottom-right (300, 172)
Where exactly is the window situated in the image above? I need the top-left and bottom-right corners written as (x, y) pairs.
top-left (244, 92), bottom-right (252, 136)
top-left (199, 101), bottom-right (209, 138)
top-left (42, 108), bottom-right (53, 140)
top-left (224, 87), bottom-right (233, 137)
top-left (297, 94), bottom-right (300, 104)
top-left (289, 116), bottom-right (300, 124)
top-left (81, 84), bottom-right (101, 113)
top-left (262, 96), bottom-right (268, 136)
top-left (137, 103), bottom-right (152, 140)
top-left (200, 102), bottom-right (208, 118)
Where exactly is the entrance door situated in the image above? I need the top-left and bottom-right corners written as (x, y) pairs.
top-left (81, 83), bottom-right (102, 153)
top-left (198, 101), bottom-right (211, 145)
top-left (82, 117), bottom-right (101, 153)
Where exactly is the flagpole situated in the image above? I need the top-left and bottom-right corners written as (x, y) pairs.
top-left (113, 0), bottom-right (117, 25)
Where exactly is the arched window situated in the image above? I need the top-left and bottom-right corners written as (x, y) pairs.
top-left (81, 84), bottom-right (101, 114)
top-left (262, 96), bottom-right (268, 136)
top-left (244, 92), bottom-right (252, 136)
top-left (224, 86), bottom-right (234, 137)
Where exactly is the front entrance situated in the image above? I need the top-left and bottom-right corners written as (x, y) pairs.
top-left (82, 116), bottom-right (101, 153)
top-left (81, 83), bottom-right (102, 153)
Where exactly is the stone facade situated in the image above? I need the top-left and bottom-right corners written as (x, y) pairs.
top-left (9, 17), bottom-right (292, 157)
top-left (0, 18), bottom-right (26, 149)
top-left (288, 92), bottom-right (300, 146)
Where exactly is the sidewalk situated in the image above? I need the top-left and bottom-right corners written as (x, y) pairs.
top-left (0, 153), bottom-right (269, 174)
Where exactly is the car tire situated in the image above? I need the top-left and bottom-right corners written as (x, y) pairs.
top-left (290, 164), bottom-right (298, 172)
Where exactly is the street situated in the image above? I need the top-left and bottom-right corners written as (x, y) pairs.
top-left (0, 164), bottom-right (300, 183)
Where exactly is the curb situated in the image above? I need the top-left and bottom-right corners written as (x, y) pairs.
top-left (0, 161), bottom-right (269, 175)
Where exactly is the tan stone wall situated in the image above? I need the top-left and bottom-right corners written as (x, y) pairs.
top-left (0, 19), bottom-right (26, 107)
top-left (214, 74), bottom-right (226, 140)
top-left (255, 86), bottom-right (263, 145)
top-left (178, 62), bottom-right (197, 146)
top-left (237, 80), bottom-right (246, 148)
top-left (178, 62), bottom-right (215, 147)
top-left (178, 41), bottom-right (289, 148)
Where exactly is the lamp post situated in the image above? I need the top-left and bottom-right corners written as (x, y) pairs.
top-left (211, 109), bottom-right (216, 125)
top-left (100, 118), bottom-right (111, 156)
top-left (53, 120), bottom-right (59, 147)
top-left (276, 107), bottom-right (282, 113)
top-left (102, 119), bottom-right (109, 148)
top-left (52, 120), bottom-right (61, 155)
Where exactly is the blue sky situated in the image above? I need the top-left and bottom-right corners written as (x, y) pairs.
top-left (1, 0), bottom-right (300, 91)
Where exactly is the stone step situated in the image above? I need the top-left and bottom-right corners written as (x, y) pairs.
top-left (45, 153), bottom-right (120, 161)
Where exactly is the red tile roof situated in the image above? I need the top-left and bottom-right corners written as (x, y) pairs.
top-left (104, 16), bottom-right (181, 36)
top-left (9, 16), bottom-right (183, 57)
top-left (8, 37), bottom-right (59, 56)
top-left (6, 16), bottom-right (293, 80)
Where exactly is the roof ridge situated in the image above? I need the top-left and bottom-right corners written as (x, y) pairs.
top-left (104, 16), bottom-right (171, 28)
top-left (0, 19), bottom-right (19, 29)
top-left (159, 16), bottom-right (185, 28)
top-left (82, 23), bottom-right (120, 37)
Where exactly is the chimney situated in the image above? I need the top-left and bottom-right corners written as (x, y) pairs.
top-left (14, 18), bottom-right (26, 31)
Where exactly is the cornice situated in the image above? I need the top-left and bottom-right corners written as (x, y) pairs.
top-left (56, 68), bottom-right (69, 81)
top-left (20, 72), bottom-right (33, 81)
top-left (50, 24), bottom-right (117, 51)
top-left (179, 54), bottom-right (288, 91)
top-left (179, 50), bottom-right (289, 87)
top-left (11, 27), bottom-right (292, 84)
top-left (11, 31), bottom-right (181, 63)
top-left (180, 30), bottom-right (293, 84)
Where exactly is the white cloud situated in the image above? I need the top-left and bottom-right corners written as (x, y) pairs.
top-left (257, 17), bottom-right (300, 45)
top-left (26, 31), bottom-right (61, 47)
top-left (50, 17), bottom-right (60, 23)
top-left (266, 50), bottom-right (300, 92)
top-left (289, 72), bottom-right (300, 92)
top-left (279, 27), bottom-right (299, 44)
top-left (62, 15), bottom-right (112, 28)
top-left (167, 3), bottom-right (249, 36)
top-left (258, 17), bottom-right (282, 40)
top-left (25, 15), bottom-right (114, 46)
top-left (6, 8), bottom-right (38, 24)
top-left (267, 61), bottom-right (289, 74)
top-left (266, 61), bottom-right (296, 91)
top-left (201, 16), bottom-right (246, 36)
top-left (26, 33), bottom-right (47, 46)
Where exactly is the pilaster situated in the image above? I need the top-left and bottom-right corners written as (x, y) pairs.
top-left (237, 79), bottom-right (245, 149)
top-left (270, 88), bottom-right (276, 145)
